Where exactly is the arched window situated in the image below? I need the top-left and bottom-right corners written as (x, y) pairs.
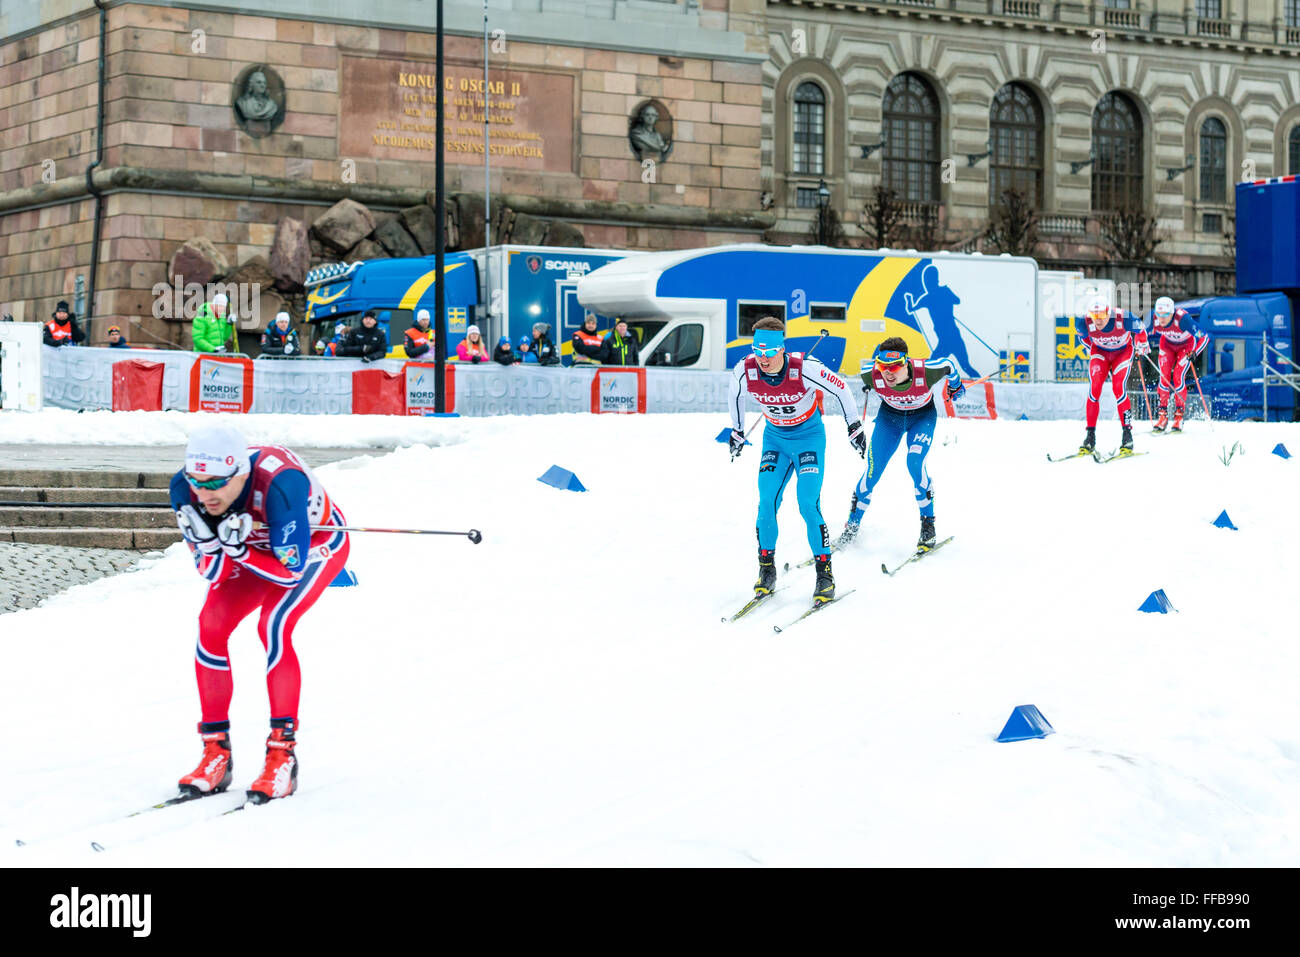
top-left (882, 72), bottom-right (940, 203)
top-left (1289, 126), bottom-right (1300, 176)
top-left (1091, 92), bottom-right (1143, 211)
top-left (792, 82), bottom-right (825, 175)
top-left (989, 83), bottom-right (1044, 208)
top-left (1199, 117), bottom-right (1227, 203)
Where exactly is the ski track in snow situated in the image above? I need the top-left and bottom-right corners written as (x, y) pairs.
top-left (1, 411), bottom-right (1297, 866)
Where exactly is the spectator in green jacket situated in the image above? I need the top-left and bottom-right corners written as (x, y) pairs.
top-left (599, 317), bottom-right (640, 367)
top-left (192, 292), bottom-right (236, 353)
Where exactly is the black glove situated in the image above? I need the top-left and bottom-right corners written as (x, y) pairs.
top-left (361, 355), bottom-right (373, 363)
top-left (847, 420), bottom-right (867, 458)
top-left (728, 429), bottom-right (746, 459)
top-left (472, 355), bottom-right (483, 363)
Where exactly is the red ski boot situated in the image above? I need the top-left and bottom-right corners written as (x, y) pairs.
top-left (246, 719), bottom-right (298, 805)
top-left (178, 723), bottom-right (233, 796)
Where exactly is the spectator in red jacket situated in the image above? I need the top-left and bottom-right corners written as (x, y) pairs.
top-left (404, 309), bottom-right (433, 359)
top-left (571, 314), bottom-right (603, 366)
top-left (44, 300), bottom-right (86, 347)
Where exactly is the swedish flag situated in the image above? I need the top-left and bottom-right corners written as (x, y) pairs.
top-left (448, 307), bottom-right (467, 333)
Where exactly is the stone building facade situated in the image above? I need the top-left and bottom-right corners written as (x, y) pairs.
top-left (763, 0), bottom-right (1300, 282)
top-left (0, 0), bottom-right (769, 347)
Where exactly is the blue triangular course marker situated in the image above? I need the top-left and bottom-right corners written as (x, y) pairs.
top-left (538, 465), bottom-right (587, 492)
top-left (1273, 443), bottom-right (1291, 459)
top-left (715, 427), bottom-right (750, 446)
top-left (329, 568), bottom-right (357, 587)
top-left (1212, 510), bottom-right (1237, 530)
top-left (996, 704), bottom-right (1055, 742)
top-left (1018, 413), bottom-right (1029, 420)
top-left (1138, 588), bottom-right (1177, 613)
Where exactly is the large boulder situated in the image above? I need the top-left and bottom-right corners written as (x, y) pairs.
top-left (399, 204), bottom-right (440, 255)
top-left (543, 221), bottom-right (585, 247)
top-left (269, 217), bottom-right (310, 292)
top-left (344, 238), bottom-right (388, 262)
top-left (311, 199), bottom-right (375, 253)
top-left (168, 237), bottom-right (228, 288)
top-left (452, 193), bottom-right (485, 249)
top-left (508, 210), bottom-right (548, 245)
top-left (373, 217), bottom-right (422, 258)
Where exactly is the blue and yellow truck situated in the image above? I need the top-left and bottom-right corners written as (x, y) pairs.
top-left (304, 245), bottom-right (637, 360)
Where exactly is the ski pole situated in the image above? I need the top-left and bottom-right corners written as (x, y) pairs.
top-left (1132, 350), bottom-right (1153, 421)
top-left (1187, 362), bottom-right (1215, 430)
top-left (312, 524), bottom-right (483, 543)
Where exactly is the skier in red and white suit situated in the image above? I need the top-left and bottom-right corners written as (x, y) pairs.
top-left (1074, 296), bottom-right (1150, 456)
top-left (1149, 296), bottom-right (1209, 433)
top-left (168, 424), bottom-right (349, 805)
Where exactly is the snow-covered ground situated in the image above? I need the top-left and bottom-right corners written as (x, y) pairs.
top-left (1, 409), bottom-right (1298, 866)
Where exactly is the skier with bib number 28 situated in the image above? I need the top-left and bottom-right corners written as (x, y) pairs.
top-left (726, 317), bottom-right (865, 605)
top-left (834, 337), bottom-right (962, 554)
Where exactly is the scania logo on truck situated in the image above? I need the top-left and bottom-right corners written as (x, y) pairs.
top-left (544, 260), bottom-right (593, 273)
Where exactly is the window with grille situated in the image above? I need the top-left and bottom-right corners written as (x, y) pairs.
top-left (989, 83), bottom-right (1044, 209)
top-left (1290, 127), bottom-right (1300, 175)
top-left (1196, 0), bottom-right (1222, 18)
top-left (1091, 92), bottom-right (1144, 212)
top-left (882, 72), bottom-right (941, 204)
top-left (1199, 117), bottom-right (1227, 203)
top-left (796, 187), bottom-right (820, 209)
top-left (1103, 0), bottom-right (1131, 6)
top-left (1202, 213), bottom-right (1223, 234)
top-left (792, 82), bottom-right (826, 176)
top-left (1288, 0), bottom-right (1300, 26)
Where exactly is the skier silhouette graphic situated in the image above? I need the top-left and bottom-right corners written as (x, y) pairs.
top-left (903, 262), bottom-right (978, 378)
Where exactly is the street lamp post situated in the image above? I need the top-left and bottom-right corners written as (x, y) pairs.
top-left (817, 178), bottom-right (831, 246)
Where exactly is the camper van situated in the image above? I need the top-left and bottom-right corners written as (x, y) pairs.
top-left (576, 244), bottom-right (1091, 379)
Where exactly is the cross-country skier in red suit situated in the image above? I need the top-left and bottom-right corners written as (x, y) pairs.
top-left (1148, 296), bottom-right (1209, 433)
top-left (168, 424), bottom-right (349, 805)
top-left (1074, 295), bottom-right (1150, 457)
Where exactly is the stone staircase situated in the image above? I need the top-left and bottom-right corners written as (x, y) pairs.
top-left (0, 468), bottom-right (182, 550)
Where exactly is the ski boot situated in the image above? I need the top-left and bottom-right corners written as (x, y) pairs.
top-left (1171, 408), bottom-right (1185, 433)
top-left (917, 515), bottom-right (937, 552)
top-left (246, 718), bottom-right (298, 805)
top-left (754, 548), bottom-right (777, 596)
top-left (1079, 427), bottom-right (1096, 455)
top-left (1119, 427), bottom-right (1134, 455)
top-left (1153, 407), bottom-right (1168, 433)
top-left (813, 556), bottom-right (835, 605)
top-left (178, 722), bottom-right (233, 797)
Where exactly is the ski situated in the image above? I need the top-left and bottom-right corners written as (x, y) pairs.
top-left (772, 589), bottom-right (857, 633)
top-left (1093, 450), bottom-right (1149, 464)
top-left (723, 587), bottom-right (785, 622)
top-left (881, 536), bottom-right (955, 576)
top-left (1046, 450), bottom-right (1093, 463)
top-left (784, 545), bottom-right (839, 572)
top-left (125, 788), bottom-right (241, 818)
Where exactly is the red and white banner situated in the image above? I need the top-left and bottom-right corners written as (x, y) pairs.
top-left (403, 362), bottom-right (455, 415)
top-left (188, 355), bottom-right (253, 413)
top-left (942, 380), bottom-right (997, 420)
top-left (590, 367), bottom-right (646, 414)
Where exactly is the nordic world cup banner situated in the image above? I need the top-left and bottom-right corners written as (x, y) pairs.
top-left (591, 367), bottom-right (646, 414)
top-left (189, 356), bottom-right (253, 413)
top-left (403, 362), bottom-right (454, 415)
